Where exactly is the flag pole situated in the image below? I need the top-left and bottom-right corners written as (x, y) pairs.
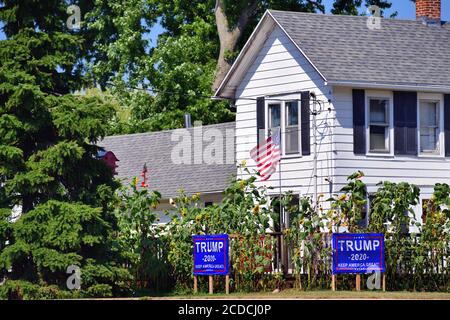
top-left (277, 128), bottom-right (286, 275)
top-left (277, 128), bottom-right (283, 229)
top-left (279, 130), bottom-right (283, 226)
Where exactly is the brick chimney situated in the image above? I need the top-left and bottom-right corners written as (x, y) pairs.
top-left (416, 0), bottom-right (441, 21)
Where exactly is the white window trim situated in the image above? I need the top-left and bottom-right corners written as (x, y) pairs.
top-left (265, 96), bottom-right (302, 158)
top-left (365, 91), bottom-right (394, 157)
top-left (417, 93), bottom-right (445, 158)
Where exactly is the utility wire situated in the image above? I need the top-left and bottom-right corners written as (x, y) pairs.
top-left (104, 81), bottom-right (331, 106)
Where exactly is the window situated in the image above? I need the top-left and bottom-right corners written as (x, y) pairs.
top-left (419, 101), bottom-right (440, 154)
top-left (268, 104), bottom-right (281, 136)
top-left (368, 98), bottom-right (390, 153)
top-left (285, 102), bottom-right (300, 154)
top-left (267, 100), bottom-right (301, 156)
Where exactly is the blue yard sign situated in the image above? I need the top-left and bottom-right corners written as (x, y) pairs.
top-left (193, 234), bottom-right (229, 276)
top-left (332, 233), bottom-right (385, 274)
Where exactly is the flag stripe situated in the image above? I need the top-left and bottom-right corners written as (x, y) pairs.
top-left (249, 129), bottom-right (281, 181)
top-left (250, 137), bottom-right (273, 158)
top-left (255, 149), bottom-right (280, 167)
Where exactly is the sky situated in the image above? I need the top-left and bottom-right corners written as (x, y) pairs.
top-left (146, 0), bottom-right (450, 46)
top-left (0, 1), bottom-right (448, 44)
top-left (323, 0), bottom-right (450, 19)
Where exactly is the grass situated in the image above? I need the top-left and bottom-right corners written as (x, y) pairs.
top-left (142, 289), bottom-right (450, 300)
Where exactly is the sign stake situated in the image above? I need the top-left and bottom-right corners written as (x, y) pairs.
top-left (331, 274), bottom-right (336, 291)
top-left (225, 275), bottom-right (230, 294)
top-left (209, 276), bottom-right (214, 294)
top-left (193, 275), bottom-right (198, 294)
top-left (382, 274), bottom-right (386, 292)
top-left (356, 274), bottom-right (361, 291)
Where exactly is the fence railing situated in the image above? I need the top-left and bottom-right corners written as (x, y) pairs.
top-left (265, 232), bottom-right (449, 277)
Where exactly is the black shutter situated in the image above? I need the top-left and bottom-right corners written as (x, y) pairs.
top-left (301, 91), bottom-right (310, 156)
top-left (353, 89), bottom-right (366, 155)
top-left (256, 97), bottom-right (265, 148)
top-left (445, 94), bottom-right (450, 157)
top-left (394, 91), bottom-right (417, 155)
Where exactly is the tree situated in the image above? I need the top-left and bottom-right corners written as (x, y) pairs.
top-left (0, 0), bottom-right (130, 297)
top-left (212, 0), bottom-right (325, 91)
top-left (82, 0), bottom-right (402, 134)
top-left (85, 0), bottom-right (156, 88)
top-left (115, 180), bottom-right (170, 292)
top-left (331, 0), bottom-right (394, 17)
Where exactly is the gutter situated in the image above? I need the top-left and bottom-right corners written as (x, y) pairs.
top-left (327, 80), bottom-right (450, 93)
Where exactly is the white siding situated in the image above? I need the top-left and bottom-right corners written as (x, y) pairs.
top-left (234, 26), bottom-right (334, 204)
top-left (232, 26), bottom-right (450, 223)
top-left (333, 86), bottom-right (450, 223)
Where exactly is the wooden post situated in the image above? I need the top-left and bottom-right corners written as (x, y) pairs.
top-left (193, 276), bottom-right (198, 294)
top-left (331, 274), bottom-right (336, 291)
top-left (382, 274), bottom-right (386, 292)
top-left (209, 276), bottom-right (213, 294)
top-left (356, 274), bottom-right (361, 291)
top-left (225, 275), bottom-right (230, 294)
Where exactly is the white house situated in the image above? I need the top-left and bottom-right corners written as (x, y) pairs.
top-left (214, 0), bottom-right (450, 228)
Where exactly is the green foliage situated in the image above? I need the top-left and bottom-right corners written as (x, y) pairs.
top-left (369, 181), bottom-right (420, 234)
top-left (108, 170), bottom-right (448, 294)
top-left (165, 166), bottom-right (275, 292)
top-left (328, 171), bottom-right (367, 233)
top-left (115, 180), bottom-right (170, 292)
top-left (410, 183), bottom-right (450, 291)
top-left (0, 0), bottom-right (131, 298)
top-left (285, 172), bottom-right (449, 292)
top-left (101, 0), bottom-right (400, 135)
top-left (286, 194), bottom-right (331, 289)
top-left (139, 21), bottom-right (234, 131)
top-left (0, 200), bottom-right (131, 296)
top-left (332, 0), bottom-right (394, 16)
top-left (86, 0), bottom-right (155, 88)
top-left (366, 181), bottom-right (420, 290)
top-left (0, 280), bottom-right (50, 300)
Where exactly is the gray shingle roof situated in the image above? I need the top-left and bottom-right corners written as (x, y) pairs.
top-left (100, 122), bottom-right (236, 198)
top-left (269, 10), bottom-right (450, 87)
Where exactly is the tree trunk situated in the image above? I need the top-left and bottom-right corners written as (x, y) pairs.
top-left (212, 0), bottom-right (257, 93)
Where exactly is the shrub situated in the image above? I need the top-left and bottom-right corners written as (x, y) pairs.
top-left (164, 167), bottom-right (275, 292)
top-left (114, 180), bottom-right (169, 293)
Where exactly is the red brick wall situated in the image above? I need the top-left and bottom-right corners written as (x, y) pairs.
top-left (416, 0), bottom-right (441, 20)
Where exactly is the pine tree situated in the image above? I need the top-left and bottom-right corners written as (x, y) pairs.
top-left (0, 1), bottom-right (131, 298)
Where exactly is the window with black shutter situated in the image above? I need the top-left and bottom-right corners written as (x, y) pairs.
top-left (444, 94), bottom-right (450, 157)
top-left (301, 91), bottom-right (311, 156)
top-left (368, 98), bottom-right (390, 153)
top-left (256, 97), bottom-right (265, 149)
top-left (393, 91), bottom-right (418, 156)
top-left (260, 93), bottom-right (308, 157)
top-left (418, 100), bottom-right (441, 155)
top-left (353, 89), bottom-right (366, 154)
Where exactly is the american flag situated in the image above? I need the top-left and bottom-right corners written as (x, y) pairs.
top-left (250, 128), bottom-right (281, 181)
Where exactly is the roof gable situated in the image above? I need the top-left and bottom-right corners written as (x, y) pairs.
top-left (216, 10), bottom-right (450, 98)
top-left (215, 11), bottom-right (327, 99)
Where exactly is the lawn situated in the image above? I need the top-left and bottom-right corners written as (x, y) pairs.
top-left (142, 289), bottom-right (450, 300)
